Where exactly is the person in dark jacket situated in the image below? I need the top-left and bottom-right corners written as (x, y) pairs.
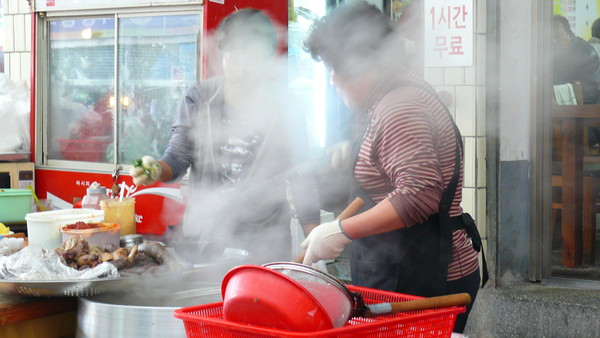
top-left (588, 18), bottom-right (600, 58)
top-left (553, 14), bottom-right (600, 104)
top-left (130, 9), bottom-right (321, 262)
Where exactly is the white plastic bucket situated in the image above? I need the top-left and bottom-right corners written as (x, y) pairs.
top-left (25, 209), bottom-right (105, 250)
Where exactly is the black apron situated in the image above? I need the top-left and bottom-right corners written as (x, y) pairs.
top-left (348, 81), bottom-right (487, 297)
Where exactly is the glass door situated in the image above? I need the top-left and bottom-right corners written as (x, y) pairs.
top-left (44, 12), bottom-right (200, 166)
top-left (549, 0), bottom-right (600, 280)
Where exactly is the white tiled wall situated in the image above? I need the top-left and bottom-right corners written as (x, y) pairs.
top-left (2, 0), bottom-right (31, 85)
top-left (424, 0), bottom-right (488, 246)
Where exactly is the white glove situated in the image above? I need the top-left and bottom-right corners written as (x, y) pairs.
top-left (300, 220), bottom-right (352, 266)
top-left (129, 156), bottom-right (162, 186)
top-left (328, 140), bottom-right (352, 171)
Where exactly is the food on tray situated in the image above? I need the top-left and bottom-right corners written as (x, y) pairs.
top-left (138, 241), bottom-right (183, 272)
top-left (64, 221), bottom-right (101, 230)
top-left (55, 235), bottom-right (124, 270)
top-left (54, 235), bottom-right (180, 276)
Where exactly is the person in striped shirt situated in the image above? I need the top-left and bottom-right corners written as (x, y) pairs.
top-left (300, 2), bottom-right (483, 333)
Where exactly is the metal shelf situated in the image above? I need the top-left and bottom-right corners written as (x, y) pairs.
top-left (0, 152), bottom-right (30, 162)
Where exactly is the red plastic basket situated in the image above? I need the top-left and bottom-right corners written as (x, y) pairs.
top-left (57, 139), bottom-right (111, 162)
top-left (173, 285), bottom-right (465, 338)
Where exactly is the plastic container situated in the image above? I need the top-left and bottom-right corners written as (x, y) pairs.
top-left (60, 222), bottom-right (120, 247)
top-left (25, 208), bottom-right (105, 250)
top-left (100, 197), bottom-right (136, 236)
top-left (0, 189), bottom-right (33, 223)
top-left (174, 285), bottom-right (465, 338)
top-left (81, 186), bottom-right (108, 210)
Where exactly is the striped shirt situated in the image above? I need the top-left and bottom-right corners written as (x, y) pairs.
top-left (354, 71), bottom-right (479, 281)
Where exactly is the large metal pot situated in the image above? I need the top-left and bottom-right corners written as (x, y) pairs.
top-left (77, 249), bottom-right (252, 338)
top-left (77, 284), bottom-right (221, 338)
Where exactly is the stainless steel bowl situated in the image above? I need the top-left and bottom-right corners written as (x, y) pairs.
top-left (120, 234), bottom-right (144, 248)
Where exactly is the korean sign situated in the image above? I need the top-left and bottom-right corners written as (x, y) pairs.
top-left (424, 0), bottom-right (474, 67)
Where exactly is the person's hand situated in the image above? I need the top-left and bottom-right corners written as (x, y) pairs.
top-left (300, 220), bottom-right (352, 266)
top-left (130, 156), bottom-right (162, 186)
top-left (328, 140), bottom-right (352, 171)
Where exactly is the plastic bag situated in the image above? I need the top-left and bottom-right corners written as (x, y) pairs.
top-left (0, 238), bottom-right (25, 256)
top-left (0, 74), bottom-right (30, 153)
top-left (0, 244), bottom-right (119, 280)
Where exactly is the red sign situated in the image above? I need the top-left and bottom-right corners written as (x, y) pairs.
top-left (35, 169), bottom-right (185, 236)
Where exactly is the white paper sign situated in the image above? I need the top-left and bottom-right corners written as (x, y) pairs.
top-left (424, 0), bottom-right (474, 67)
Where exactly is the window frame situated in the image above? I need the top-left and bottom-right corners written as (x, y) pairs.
top-left (35, 6), bottom-right (201, 173)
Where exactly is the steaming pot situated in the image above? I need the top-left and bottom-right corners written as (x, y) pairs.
top-left (77, 248), bottom-right (251, 337)
top-left (77, 285), bottom-right (221, 338)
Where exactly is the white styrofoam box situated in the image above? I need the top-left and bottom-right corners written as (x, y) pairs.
top-left (26, 208), bottom-right (104, 250)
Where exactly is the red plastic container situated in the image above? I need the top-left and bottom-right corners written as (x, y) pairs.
top-left (221, 265), bottom-right (334, 332)
top-left (57, 139), bottom-right (111, 162)
top-left (173, 285), bottom-right (465, 338)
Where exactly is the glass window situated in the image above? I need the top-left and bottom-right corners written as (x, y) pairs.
top-left (47, 18), bottom-right (116, 163)
top-left (46, 13), bottom-right (200, 164)
top-left (550, 2), bottom-right (600, 281)
top-left (116, 15), bottom-right (199, 164)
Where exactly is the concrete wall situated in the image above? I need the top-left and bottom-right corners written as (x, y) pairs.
top-left (493, 0), bottom-right (533, 284)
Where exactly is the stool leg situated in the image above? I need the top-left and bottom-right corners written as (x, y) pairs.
top-left (582, 176), bottom-right (596, 265)
top-left (552, 208), bottom-right (562, 249)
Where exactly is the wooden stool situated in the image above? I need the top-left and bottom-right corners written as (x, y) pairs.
top-left (552, 173), bottom-right (597, 265)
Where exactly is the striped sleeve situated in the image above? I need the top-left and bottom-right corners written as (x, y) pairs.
top-left (371, 101), bottom-right (445, 226)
